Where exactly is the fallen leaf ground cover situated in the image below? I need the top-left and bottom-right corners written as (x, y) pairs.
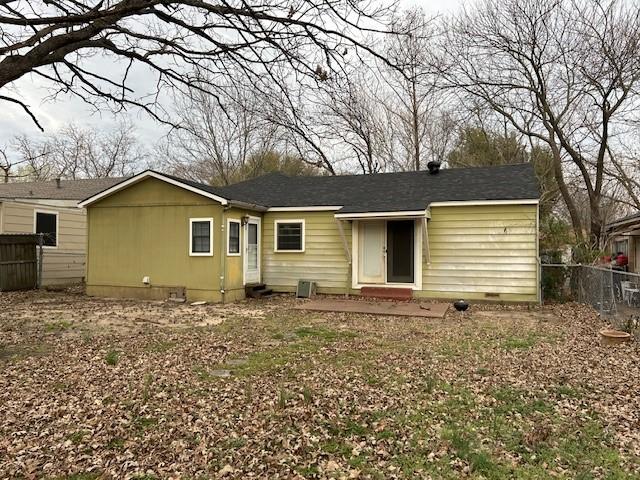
top-left (1, 290), bottom-right (639, 479)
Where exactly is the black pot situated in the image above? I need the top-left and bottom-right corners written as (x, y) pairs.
top-left (453, 300), bottom-right (469, 312)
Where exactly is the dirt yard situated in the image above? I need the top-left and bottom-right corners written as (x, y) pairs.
top-left (1, 290), bottom-right (639, 479)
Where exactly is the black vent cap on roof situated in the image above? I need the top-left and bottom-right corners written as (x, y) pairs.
top-left (427, 161), bottom-right (441, 174)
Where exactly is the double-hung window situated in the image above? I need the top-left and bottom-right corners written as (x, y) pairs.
top-left (227, 219), bottom-right (241, 256)
top-left (35, 211), bottom-right (58, 248)
top-left (189, 218), bottom-right (213, 256)
top-left (274, 220), bottom-right (305, 252)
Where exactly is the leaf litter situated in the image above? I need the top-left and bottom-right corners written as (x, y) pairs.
top-left (0, 290), bottom-right (639, 479)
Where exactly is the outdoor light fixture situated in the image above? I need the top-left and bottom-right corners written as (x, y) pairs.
top-left (241, 215), bottom-right (250, 226)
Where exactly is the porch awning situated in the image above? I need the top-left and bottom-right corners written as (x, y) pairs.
top-left (333, 210), bottom-right (431, 265)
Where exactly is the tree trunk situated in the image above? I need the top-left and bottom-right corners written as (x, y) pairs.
top-left (549, 141), bottom-right (584, 242)
top-left (589, 193), bottom-right (603, 250)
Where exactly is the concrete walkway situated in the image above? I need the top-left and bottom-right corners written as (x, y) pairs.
top-left (294, 299), bottom-right (449, 318)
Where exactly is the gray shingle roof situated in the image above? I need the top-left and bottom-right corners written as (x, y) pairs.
top-left (215, 163), bottom-right (539, 213)
top-left (0, 177), bottom-right (126, 201)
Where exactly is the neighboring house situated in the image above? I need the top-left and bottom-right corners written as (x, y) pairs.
top-left (79, 163), bottom-right (541, 303)
top-left (605, 212), bottom-right (640, 272)
top-left (0, 178), bottom-right (123, 285)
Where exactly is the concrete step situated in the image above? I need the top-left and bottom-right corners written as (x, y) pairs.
top-left (361, 286), bottom-right (413, 300)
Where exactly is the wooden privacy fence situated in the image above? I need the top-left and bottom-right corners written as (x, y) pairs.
top-left (0, 234), bottom-right (43, 291)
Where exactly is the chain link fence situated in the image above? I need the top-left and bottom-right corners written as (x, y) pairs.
top-left (542, 264), bottom-right (640, 331)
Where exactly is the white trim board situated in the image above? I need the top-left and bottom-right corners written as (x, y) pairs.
top-left (189, 217), bottom-right (214, 257)
top-left (78, 170), bottom-right (229, 207)
top-left (274, 219), bottom-right (306, 253)
top-left (351, 219), bottom-right (423, 290)
top-left (429, 199), bottom-right (539, 207)
top-left (335, 210), bottom-right (428, 220)
top-left (243, 216), bottom-right (262, 285)
top-left (226, 218), bottom-right (241, 256)
top-left (267, 206), bottom-right (342, 212)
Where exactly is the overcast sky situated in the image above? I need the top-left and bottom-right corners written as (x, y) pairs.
top-left (0, 0), bottom-right (466, 152)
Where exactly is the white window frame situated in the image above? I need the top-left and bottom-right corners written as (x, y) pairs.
top-left (34, 209), bottom-right (59, 249)
top-left (351, 219), bottom-right (423, 291)
top-left (189, 218), bottom-right (214, 257)
top-left (227, 218), bottom-right (241, 256)
top-left (274, 219), bottom-right (305, 253)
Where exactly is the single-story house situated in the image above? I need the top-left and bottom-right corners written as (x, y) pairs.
top-left (79, 163), bottom-right (541, 303)
top-left (605, 212), bottom-right (640, 272)
top-left (0, 177), bottom-right (123, 285)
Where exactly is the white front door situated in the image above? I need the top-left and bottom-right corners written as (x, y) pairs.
top-left (358, 221), bottom-right (385, 284)
top-left (243, 217), bottom-right (261, 284)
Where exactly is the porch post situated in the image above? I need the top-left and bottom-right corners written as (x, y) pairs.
top-left (335, 219), bottom-right (352, 264)
top-left (335, 219), bottom-right (352, 298)
top-left (422, 217), bottom-right (430, 265)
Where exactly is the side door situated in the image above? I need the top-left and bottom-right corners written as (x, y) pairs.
top-left (243, 217), bottom-right (261, 284)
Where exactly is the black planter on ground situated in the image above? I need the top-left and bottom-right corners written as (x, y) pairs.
top-left (453, 300), bottom-right (469, 312)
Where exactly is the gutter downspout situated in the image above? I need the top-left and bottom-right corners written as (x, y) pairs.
top-left (220, 206), bottom-right (230, 303)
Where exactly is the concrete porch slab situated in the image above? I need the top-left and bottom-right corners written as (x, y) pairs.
top-left (294, 299), bottom-right (449, 318)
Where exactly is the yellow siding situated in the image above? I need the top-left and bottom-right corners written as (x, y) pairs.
top-left (262, 211), bottom-right (351, 293)
top-left (83, 176), bottom-right (538, 304)
top-left (222, 207), bottom-right (254, 300)
top-left (86, 177), bottom-right (224, 302)
top-left (1, 200), bottom-right (86, 285)
top-left (419, 204), bottom-right (539, 302)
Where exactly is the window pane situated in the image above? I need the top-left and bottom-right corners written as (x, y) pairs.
top-left (35, 212), bottom-right (57, 247)
top-left (614, 240), bottom-right (629, 257)
top-left (228, 221), bottom-right (240, 254)
top-left (191, 221), bottom-right (211, 253)
top-left (248, 223), bottom-right (257, 244)
top-left (277, 223), bottom-right (302, 251)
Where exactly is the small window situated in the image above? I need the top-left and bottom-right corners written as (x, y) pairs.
top-left (35, 211), bottom-right (58, 247)
top-left (227, 220), bottom-right (240, 256)
top-left (614, 239), bottom-right (629, 257)
top-left (189, 218), bottom-right (213, 256)
top-left (275, 220), bottom-right (305, 252)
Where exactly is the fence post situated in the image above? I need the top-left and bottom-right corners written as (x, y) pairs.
top-left (599, 269), bottom-right (604, 315)
top-left (37, 234), bottom-right (43, 289)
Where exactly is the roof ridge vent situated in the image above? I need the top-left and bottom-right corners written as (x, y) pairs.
top-left (427, 161), bottom-right (441, 174)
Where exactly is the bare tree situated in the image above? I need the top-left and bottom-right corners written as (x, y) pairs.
top-left (320, 70), bottom-right (389, 174)
top-left (159, 81), bottom-right (280, 185)
top-left (380, 7), bottom-right (439, 171)
top-left (441, 0), bottom-right (640, 247)
top-left (0, 145), bottom-right (33, 182)
top-left (0, 0), bottom-right (395, 132)
top-left (260, 77), bottom-right (340, 174)
top-left (12, 136), bottom-right (51, 180)
top-left (13, 122), bottom-right (145, 180)
top-left (601, 136), bottom-right (640, 211)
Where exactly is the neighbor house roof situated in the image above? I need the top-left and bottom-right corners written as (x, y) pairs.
top-left (217, 163), bottom-right (540, 213)
top-left (605, 211), bottom-right (640, 233)
top-left (79, 163), bottom-right (540, 212)
top-left (0, 177), bottom-right (125, 201)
